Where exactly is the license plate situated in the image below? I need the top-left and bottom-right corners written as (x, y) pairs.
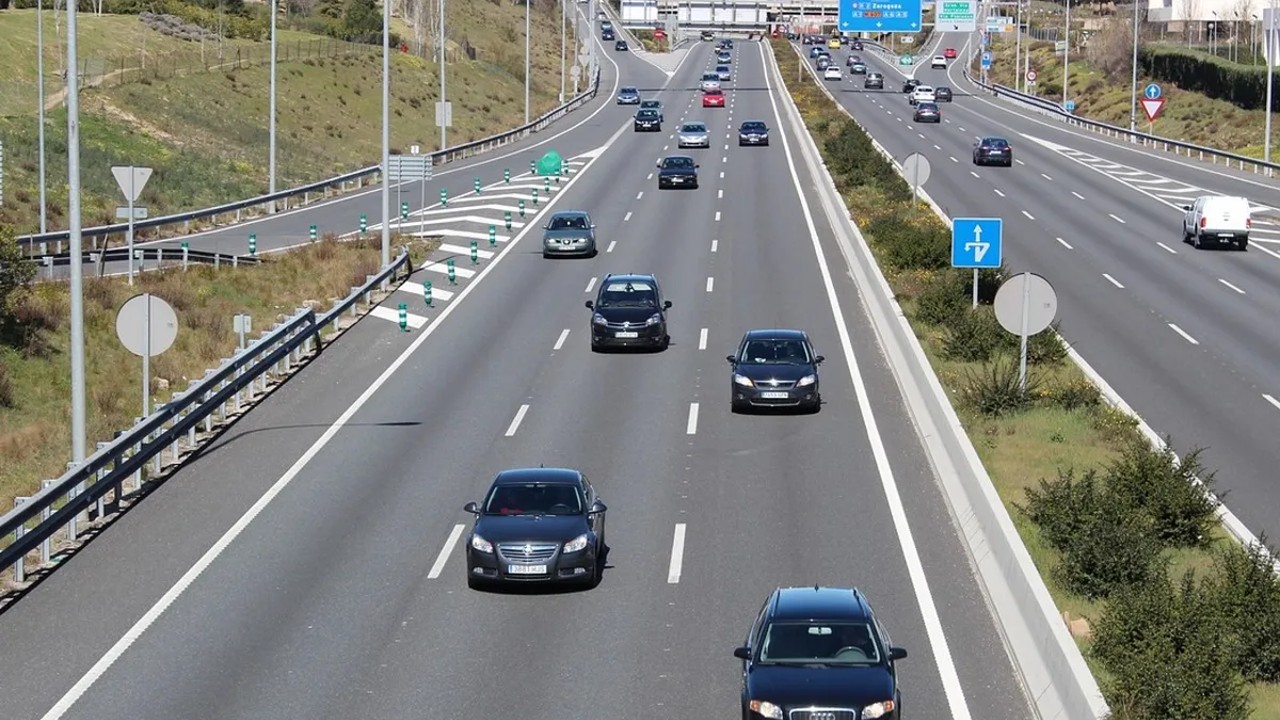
top-left (616, 331), bottom-right (639, 339)
top-left (671, 177), bottom-right (684, 183)
top-left (562, 239), bottom-right (574, 244)
top-left (761, 391), bottom-right (790, 399)
top-left (508, 564), bottom-right (547, 575)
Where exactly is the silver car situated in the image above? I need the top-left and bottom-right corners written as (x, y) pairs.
top-left (700, 73), bottom-right (721, 92)
top-left (677, 121), bottom-right (710, 148)
top-left (542, 211), bottom-right (597, 258)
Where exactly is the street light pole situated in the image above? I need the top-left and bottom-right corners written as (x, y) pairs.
top-left (1014, 0), bottom-right (1023, 92)
top-left (37, 0), bottom-right (48, 236)
top-left (439, 0), bottom-right (447, 150)
top-left (1128, 0), bottom-right (1140, 132)
top-left (66, 0), bottom-right (87, 464)
top-left (269, 0), bottom-right (278, 208)
top-left (560, 0), bottom-right (566, 103)
top-left (381, 0), bottom-right (391, 272)
top-left (1266, 0), bottom-right (1275, 163)
top-left (1062, 0), bottom-right (1071, 105)
top-left (525, 0), bottom-right (532, 124)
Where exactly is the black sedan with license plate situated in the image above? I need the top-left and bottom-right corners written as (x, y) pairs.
top-left (656, 155), bottom-right (699, 188)
top-left (738, 120), bottom-right (769, 146)
top-left (728, 329), bottom-right (823, 413)
top-left (586, 273), bottom-right (672, 351)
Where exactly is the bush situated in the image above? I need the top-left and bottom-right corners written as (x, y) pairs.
top-left (865, 217), bottom-right (949, 271)
top-left (1025, 325), bottom-right (1067, 365)
top-left (1019, 468), bottom-right (1107, 549)
top-left (1140, 45), bottom-right (1275, 112)
top-left (913, 270), bottom-right (969, 326)
top-left (1207, 539), bottom-right (1280, 683)
top-left (941, 307), bottom-right (1009, 362)
top-left (1104, 441), bottom-right (1220, 548)
top-left (0, 226), bottom-right (37, 349)
top-left (1043, 378), bottom-right (1101, 411)
top-left (1092, 572), bottom-right (1250, 720)
top-left (0, 357), bottom-right (14, 409)
top-left (957, 356), bottom-right (1037, 416)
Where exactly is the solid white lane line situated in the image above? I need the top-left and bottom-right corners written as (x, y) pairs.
top-left (553, 328), bottom-right (570, 350)
top-left (585, 276), bottom-right (597, 293)
top-left (762, 40), bottom-right (973, 720)
top-left (1071, 191), bottom-right (1085, 199)
top-left (993, 188), bottom-right (1005, 197)
top-left (714, 211), bottom-right (722, 222)
top-left (1156, 241), bottom-right (1179, 254)
top-left (624, 211), bottom-right (632, 222)
top-left (426, 524), bottom-right (465, 579)
top-left (1056, 237), bottom-right (1073, 250)
top-left (1218, 278), bottom-right (1246, 294)
top-left (705, 276), bottom-right (714, 292)
top-left (1102, 273), bottom-right (1124, 289)
top-left (1264, 394), bottom-right (1280, 412)
top-left (699, 328), bottom-right (708, 350)
top-left (1041, 173), bottom-right (1053, 181)
top-left (1021, 210), bottom-right (1035, 220)
top-left (667, 523), bottom-right (687, 584)
top-left (636, 191), bottom-right (644, 200)
top-left (606, 240), bottom-right (617, 253)
top-left (1168, 324), bottom-right (1200, 345)
top-left (686, 403), bottom-right (699, 435)
top-left (505, 404), bottom-right (530, 436)
top-left (710, 239), bottom-right (719, 252)
top-left (1108, 213), bottom-right (1126, 224)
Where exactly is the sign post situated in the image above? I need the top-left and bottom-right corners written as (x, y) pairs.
top-left (951, 217), bottom-right (1004, 307)
top-left (902, 153), bottom-right (931, 205)
top-left (115, 293), bottom-right (178, 421)
top-left (1141, 84), bottom-right (1165, 131)
top-left (111, 165), bottom-right (153, 286)
top-left (994, 273), bottom-right (1059, 392)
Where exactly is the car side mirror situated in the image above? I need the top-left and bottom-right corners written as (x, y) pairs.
top-left (589, 499), bottom-right (608, 514)
top-left (733, 646), bottom-right (752, 660)
top-left (590, 224), bottom-right (597, 229)
top-left (726, 355), bottom-right (736, 364)
top-left (463, 501), bottom-right (480, 514)
top-left (1182, 205), bottom-right (1192, 211)
top-left (889, 646), bottom-right (908, 661)
top-left (585, 300), bottom-right (594, 309)
top-left (663, 300), bottom-right (672, 309)
top-left (656, 159), bottom-right (663, 168)
top-left (815, 355), bottom-right (825, 364)
top-left (695, 164), bottom-right (701, 169)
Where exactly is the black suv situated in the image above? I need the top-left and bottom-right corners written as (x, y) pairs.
top-left (727, 329), bottom-right (823, 413)
top-left (615, 39), bottom-right (628, 51)
top-left (734, 586), bottom-right (908, 720)
top-left (586, 273), bottom-right (671, 351)
top-left (463, 467), bottom-right (607, 589)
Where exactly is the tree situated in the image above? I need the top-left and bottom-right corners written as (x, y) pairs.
top-left (0, 226), bottom-right (37, 349)
top-left (342, 0), bottom-right (380, 38)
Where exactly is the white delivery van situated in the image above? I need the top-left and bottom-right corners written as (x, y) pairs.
top-left (1182, 195), bottom-right (1251, 250)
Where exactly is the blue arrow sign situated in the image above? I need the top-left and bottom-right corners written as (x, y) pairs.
top-left (1065, 99), bottom-right (1076, 112)
top-left (980, 51), bottom-right (992, 68)
top-left (1143, 83), bottom-right (1162, 100)
top-left (839, 0), bottom-right (923, 33)
top-left (951, 217), bottom-right (1003, 268)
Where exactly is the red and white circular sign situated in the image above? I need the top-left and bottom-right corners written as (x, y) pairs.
top-left (1026, 69), bottom-right (1038, 82)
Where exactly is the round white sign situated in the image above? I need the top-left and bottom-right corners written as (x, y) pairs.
top-left (902, 152), bottom-right (932, 188)
top-left (994, 272), bottom-right (1058, 336)
top-left (115, 293), bottom-right (179, 358)
top-left (1026, 69), bottom-right (1038, 82)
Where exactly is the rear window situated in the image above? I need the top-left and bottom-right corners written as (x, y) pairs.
top-left (984, 138), bottom-right (1009, 148)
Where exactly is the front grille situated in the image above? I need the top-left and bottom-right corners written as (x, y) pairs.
top-left (497, 542), bottom-right (558, 563)
top-left (603, 319), bottom-right (655, 330)
top-left (757, 379), bottom-right (796, 389)
top-left (789, 709), bottom-right (857, 720)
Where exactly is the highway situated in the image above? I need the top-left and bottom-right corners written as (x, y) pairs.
top-left (811, 34), bottom-right (1280, 543)
top-left (0, 38), bottom-right (1032, 720)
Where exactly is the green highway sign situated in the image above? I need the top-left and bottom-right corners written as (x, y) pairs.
top-left (899, 54), bottom-right (914, 65)
top-left (938, 0), bottom-right (977, 32)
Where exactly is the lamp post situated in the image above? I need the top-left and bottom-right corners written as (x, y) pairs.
top-left (66, 0), bottom-right (87, 463)
top-left (560, 0), bottom-right (567, 103)
top-left (269, 0), bottom-right (278, 209)
top-left (525, 0), bottom-right (532, 124)
top-left (1128, 0), bottom-right (1141, 132)
top-left (439, 0), bottom-right (447, 150)
top-left (1014, 0), bottom-right (1024, 92)
top-left (381, 0), bottom-right (391, 272)
top-left (1266, 0), bottom-right (1275, 164)
top-left (36, 0), bottom-right (48, 236)
top-left (1062, 0), bottom-right (1071, 105)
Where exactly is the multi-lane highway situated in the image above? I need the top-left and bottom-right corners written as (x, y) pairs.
top-left (808, 34), bottom-right (1280, 542)
top-left (0, 36), bottom-right (1034, 720)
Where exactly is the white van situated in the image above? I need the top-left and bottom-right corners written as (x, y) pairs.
top-left (1182, 195), bottom-right (1251, 250)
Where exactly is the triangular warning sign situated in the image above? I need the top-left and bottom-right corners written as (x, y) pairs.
top-left (1140, 97), bottom-right (1166, 122)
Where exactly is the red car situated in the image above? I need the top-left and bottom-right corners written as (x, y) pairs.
top-left (702, 89), bottom-right (725, 107)
top-left (943, 47), bottom-right (957, 59)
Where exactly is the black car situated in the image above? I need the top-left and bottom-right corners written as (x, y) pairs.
top-left (864, 73), bottom-right (884, 89)
top-left (463, 467), bottom-right (607, 589)
top-left (602, 28), bottom-right (615, 41)
top-left (634, 108), bottom-right (662, 132)
top-left (640, 98), bottom-right (664, 122)
top-left (901, 78), bottom-right (921, 93)
top-left (913, 101), bottom-right (941, 123)
top-left (973, 136), bottom-right (1013, 166)
top-left (656, 155), bottom-right (699, 189)
top-left (727, 329), bottom-right (823, 413)
top-left (738, 120), bottom-right (769, 146)
top-left (734, 586), bottom-right (908, 720)
top-left (935, 85), bottom-right (953, 102)
top-left (586, 273), bottom-right (672, 351)
top-left (852, 40), bottom-right (864, 50)
top-left (615, 39), bottom-right (628, 51)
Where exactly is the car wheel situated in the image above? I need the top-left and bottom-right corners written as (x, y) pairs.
top-left (692, 180), bottom-right (699, 189)
top-left (1239, 237), bottom-right (1249, 250)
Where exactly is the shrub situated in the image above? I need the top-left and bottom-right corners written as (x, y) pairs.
top-left (1019, 467), bottom-right (1107, 550)
top-left (957, 356), bottom-right (1038, 416)
top-left (941, 307), bottom-right (1010, 362)
top-left (866, 218), bottom-right (950, 271)
top-left (1054, 499), bottom-right (1163, 599)
top-left (913, 270), bottom-right (969, 326)
top-left (1025, 325), bottom-right (1067, 365)
top-left (1043, 378), bottom-right (1101, 411)
top-left (1092, 572), bottom-right (1250, 720)
top-left (1104, 441), bottom-right (1220, 548)
top-left (1207, 539), bottom-right (1280, 683)
top-left (0, 357), bottom-right (14, 408)
top-left (0, 226), bottom-right (37, 349)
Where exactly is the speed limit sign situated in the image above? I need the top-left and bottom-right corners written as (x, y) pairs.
top-left (1026, 69), bottom-right (1038, 84)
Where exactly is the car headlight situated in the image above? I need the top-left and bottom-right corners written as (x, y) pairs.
top-left (645, 313), bottom-right (662, 326)
top-left (470, 534), bottom-right (493, 554)
top-left (563, 533), bottom-right (589, 553)
top-left (734, 374), bottom-right (754, 388)
top-left (861, 700), bottom-right (897, 719)
top-left (593, 313), bottom-right (608, 326)
top-left (748, 700), bottom-right (783, 720)
top-left (797, 374), bottom-right (816, 387)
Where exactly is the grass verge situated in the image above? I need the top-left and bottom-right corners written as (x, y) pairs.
top-left (0, 4), bottom-right (575, 234)
top-left (772, 36), bottom-right (1280, 718)
top-left (0, 230), bottom-right (438, 514)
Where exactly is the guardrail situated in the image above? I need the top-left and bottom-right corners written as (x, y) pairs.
top-left (0, 249), bottom-right (413, 587)
top-left (17, 66), bottom-right (603, 254)
top-left (781, 41), bottom-right (1109, 720)
top-left (29, 245), bottom-right (259, 282)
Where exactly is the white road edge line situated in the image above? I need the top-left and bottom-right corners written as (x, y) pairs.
top-left (505, 404), bottom-right (531, 436)
top-left (426, 524), bottom-right (466, 579)
top-left (553, 328), bottom-right (571, 351)
top-left (1102, 273), bottom-right (1125, 289)
top-left (1168, 323), bottom-right (1200, 345)
top-left (699, 327), bottom-right (708, 350)
top-left (667, 523), bottom-right (687, 584)
top-left (762, 41), bottom-right (972, 720)
top-left (686, 402), bottom-right (699, 435)
top-left (1264, 393), bottom-right (1280, 412)
top-left (1218, 278), bottom-right (1246, 294)
top-left (32, 118), bottom-right (626, 720)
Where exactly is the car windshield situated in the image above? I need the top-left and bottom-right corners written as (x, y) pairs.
top-left (759, 621), bottom-right (882, 665)
top-left (642, 100), bottom-right (660, 108)
top-left (662, 157), bottom-right (693, 169)
top-left (637, 109), bottom-right (658, 118)
top-left (703, 74), bottom-right (719, 81)
top-left (918, 103), bottom-right (938, 111)
top-left (717, 65), bottom-right (729, 72)
top-left (598, 280), bottom-right (658, 307)
top-left (548, 214), bottom-right (589, 230)
top-left (483, 483), bottom-right (583, 516)
top-left (738, 338), bottom-right (811, 365)
top-left (682, 124), bottom-right (706, 132)
top-left (706, 90), bottom-right (722, 97)
top-left (741, 122), bottom-right (766, 131)
top-left (621, 87), bottom-right (638, 95)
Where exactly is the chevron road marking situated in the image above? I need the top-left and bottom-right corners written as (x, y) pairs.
top-left (397, 284), bottom-right (454, 302)
top-left (413, 229), bottom-right (512, 244)
top-left (438, 242), bottom-right (496, 259)
top-left (421, 262), bottom-right (477, 280)
top-left (401, 215), bottom-right (527, 228)
top-left (369, 305), bottom-right (427, 329)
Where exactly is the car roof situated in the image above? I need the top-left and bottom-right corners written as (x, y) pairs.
top-left (770, 586), bottom-right (872, 621)
top-left (550, 209), bottom-right (590, 217)
top-left (492, 467), bottom-right (582, 486)
top-left (742, 328), bottom-right (809, 341)
top-left (981, 136), bottom-right (1009, 142)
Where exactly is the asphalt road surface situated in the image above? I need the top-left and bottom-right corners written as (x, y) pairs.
top-left (0, 39), bottom-right (1032, 720)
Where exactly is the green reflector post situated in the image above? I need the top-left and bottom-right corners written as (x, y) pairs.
top-left (470, 240), bottom-right (478, 265)
top-left (397, 303), bottom-right (408, 332)
top-left (447, 258), bottom-right (456, 285)
top-left (489, 225), bottom-right (497, 247)
top-left (424, 280), bottom-right (433, 306)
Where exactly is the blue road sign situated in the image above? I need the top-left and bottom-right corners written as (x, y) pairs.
top-left (951, 217), bottom-right (1003, 268)
top-left (1064, 99), bottom-right (1076, 112)
top-left (839, 0), bottom-right (923, 33)
top-left (1143, 83), bottom-right (1162, 100)
top-left (980, 51), bottom-right (992, 69)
